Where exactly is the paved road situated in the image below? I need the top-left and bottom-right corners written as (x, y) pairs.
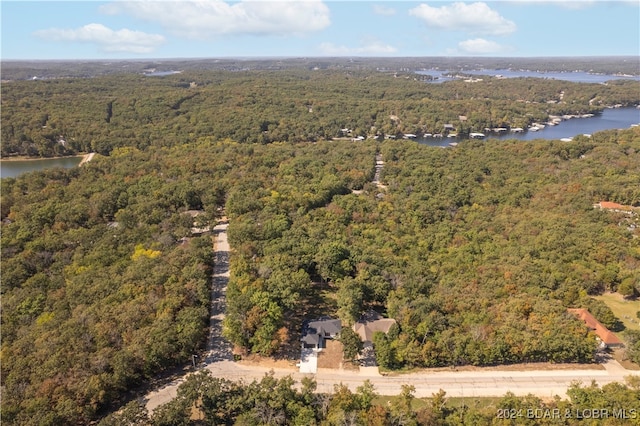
top-left (145, 220), bottom-right (232, 412)
top-left (146, 357), bottom-right (639, 412)
top-left (352, 152), bottom-right (386, 195)
top-left (204, 221), bottom-right (233, 364)
top-left (373, 152), bottom-right (386, 188)
top-left (216, 358), bottom-right (640, 400)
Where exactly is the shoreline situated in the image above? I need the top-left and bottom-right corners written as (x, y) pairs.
top-left (0, 153), bottom-right (96, 165)
top-left (78, 152), bottom-right (95, 166)
top-left (0, 154), bottom-right (85, 162)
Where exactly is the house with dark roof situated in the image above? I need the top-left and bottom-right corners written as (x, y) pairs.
top-left (301, 318), bottom-right (342, 350)
top-left (568, 308), bottom-right (624, 349)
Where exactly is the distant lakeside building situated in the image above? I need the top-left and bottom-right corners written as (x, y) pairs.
top-left (594, 201), bottom-right (637, 214)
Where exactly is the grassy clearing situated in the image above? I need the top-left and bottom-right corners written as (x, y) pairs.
top-left (594, 292), bottom-right (640, 331)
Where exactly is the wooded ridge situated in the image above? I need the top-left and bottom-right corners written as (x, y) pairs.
top-left (1, 65), bottom-right (639, 424)
top-left (2, 68), bottom-right (638, 158)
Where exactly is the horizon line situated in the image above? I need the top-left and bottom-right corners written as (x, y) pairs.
top-left (2, 55), bottom-right (640, 62)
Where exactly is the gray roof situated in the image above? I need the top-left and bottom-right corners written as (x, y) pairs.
top-left (302, 318), bottom-right (342, 346)
top-left (301, 333), bottom-right (321, 345)
top-left (307, 319), bottom-right (342, 336)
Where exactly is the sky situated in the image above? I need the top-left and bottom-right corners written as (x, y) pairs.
top-left (1, 1), bottom-right (639, 60)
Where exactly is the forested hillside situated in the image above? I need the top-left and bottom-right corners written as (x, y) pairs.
top-left (1, 66), bottom-right (639, 424)
top-left (223, 129), bottom-right (640, 367)
top-left (0, 140), bottom-right (375, 424)
top-left (4, 130), bottom-right (638, 423)
top-left (2, 69), bottom-right (637, 157)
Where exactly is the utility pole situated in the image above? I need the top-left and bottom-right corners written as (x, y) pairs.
top-left (192, 354), bottom-right (199, 369)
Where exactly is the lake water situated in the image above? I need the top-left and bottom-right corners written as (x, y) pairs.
top-left (418, 107), bottom-right (640, 147)
top-left (2, 108), bottom-right (638, 177)
top-left (144, 70), bottom-right (182, 77)
top-left (417, 69), bottom-right (640, 84)
top-left (1, 156), bottom-right (83, 179)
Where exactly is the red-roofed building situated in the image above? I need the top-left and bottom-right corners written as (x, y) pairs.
top-left (568, 308), bottom-right (624, 349)
top-left (594, 201), bottom-right (636, 214)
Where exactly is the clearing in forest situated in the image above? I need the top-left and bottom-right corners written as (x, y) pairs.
top-left (594, 293), bottom-right (640, 332)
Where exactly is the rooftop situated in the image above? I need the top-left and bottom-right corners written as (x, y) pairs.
top-left (353, 311), bottom-right (397, 343)
top-left (596, 201), bottom-right (635, 211)
top-left (567, 308), bottom-right (624, 347)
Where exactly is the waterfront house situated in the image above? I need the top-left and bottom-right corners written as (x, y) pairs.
top-left (594, 202), bottom-right (637, 218)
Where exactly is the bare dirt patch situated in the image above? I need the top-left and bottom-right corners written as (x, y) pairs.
top-left (342, 360), bottom-right (360, 372)
top-left (238, 353), bottom-right (297, 370)
top-left (317, 340), bottom-right (345, 369)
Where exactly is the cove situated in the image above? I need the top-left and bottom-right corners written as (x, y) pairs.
top-left (418, 107), bottom-right (640, 147)
top-left (1, 156), bottom-right (83, 179)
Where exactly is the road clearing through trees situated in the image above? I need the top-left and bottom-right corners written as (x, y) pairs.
top-left (144, 217), bottom-right (640, 413)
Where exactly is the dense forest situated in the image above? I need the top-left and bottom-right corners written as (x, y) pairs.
top-left (2, 64), bottom-right (640, 424)
top-left (1, 67), bottom-right (638, 158)
top-left (222, 129), bottom-right (640, 367)
top-left (0, 140), bottom-right (377, 424)
top-left (2, 131), bottom-right (639, 424)
top-left (101, 371), bottom-right (640, 425)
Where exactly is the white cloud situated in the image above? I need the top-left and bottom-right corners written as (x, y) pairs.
top-left (34, 23), bottom-right (165, 53)
top-left (319, 41), bottom-right (397, 56)
top-left (506, 0), bottom-right (596, 10)
top-left (409, 2), bottom-right (516, 36)
top-left (457, 38), bottom-right (507, 54)
top-left (372, 5), bottom-right (396, 16)
top-left (100, 0), bottom-right (331, 39)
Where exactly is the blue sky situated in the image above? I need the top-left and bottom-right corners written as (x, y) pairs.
top-left (2, 1), bottom-right (639, 59)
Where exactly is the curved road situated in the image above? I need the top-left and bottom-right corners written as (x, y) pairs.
top-left (144, 198), bottom-right (640, 413)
